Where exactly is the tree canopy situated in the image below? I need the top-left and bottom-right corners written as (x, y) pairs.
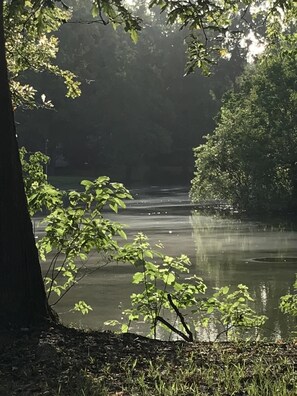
top-left (190, 37), bottom-right (297, 212)
top-left (16, 0), bottom-right (244, 183)
top-left (6, 0), bottom-right (297, 73)
top-left (5, 1), bottom-right (80, 109)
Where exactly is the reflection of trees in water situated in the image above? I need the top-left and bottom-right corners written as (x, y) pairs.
top-left (190, 213), bottom-right (297, 339)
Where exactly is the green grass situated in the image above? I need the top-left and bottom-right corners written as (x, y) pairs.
top-left (55, 344), bottom-right (297, 396)
top-left (1, 326), bottom-right (296, 396)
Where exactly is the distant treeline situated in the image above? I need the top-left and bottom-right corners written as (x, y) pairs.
top-left (16, 0), bottom-right (245, 185)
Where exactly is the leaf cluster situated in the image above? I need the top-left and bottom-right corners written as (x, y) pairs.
top-left (20, 147), bottom-right (62, 216)
top-left (198, 284), bottom-right (267, 340)
top-left (91, 0), bottom-right (142, 43)
top-left (5, 1), bottom-right (81, 109)
top-left (149, 0), bottom-right (297, 74)
top-left (22, 149), bottom-right (131, 313)
top-left (106, 233), bottom-right (267, 341)
top-left (280, 276), bottom-right (297, 318)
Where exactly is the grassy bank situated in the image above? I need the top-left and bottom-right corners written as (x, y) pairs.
top-left (0, 324), bottom-right (296, 396)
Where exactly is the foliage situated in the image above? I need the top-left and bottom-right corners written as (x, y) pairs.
top-left (5, 0), bottom-right (297, 78)
top-left (106, 233), bottom-right (206, 340)
top-left (21, 149), bottom-right (131, 313)
top-left (18, 0), bottom-right (244, 182)
top-left (90, 0), bottom-right (142, 43)
top-left (4, 1), bottom-right (81, 109)
top-left (280, 275), bottom-right (297, 318)
top-left (20, 147), bottom-right (62, 216)
top-left (198, 284), bottom-right (267, 340)
top-left (105, 233), bottom-right (267, 341)
top-left (16, 0), bottom-right (296, 182)
top-left (190, 38), bottom-right (297, 213)
top-left (72, 300), bottom-right (93, 315)
top-left (149, 0), bottom-right (297, 74)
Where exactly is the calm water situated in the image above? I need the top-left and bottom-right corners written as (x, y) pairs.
top-left (38, 187), bottom-right (297, 339)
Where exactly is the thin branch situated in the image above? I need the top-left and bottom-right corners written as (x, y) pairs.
top-left (66, 19), bottom-right (108, 25)
top-left (50, 254), bottom-right (115, 306)
top-left (155, 316), bottom-right (192, 342)
top-left (215, 323), bottom-right (234, 341)
top-left (167, 293), bottom-right (194, 341)
top-left (44, 250), bottom-right (60, 279)
top-left (50, 271), bottom-right (86, 307)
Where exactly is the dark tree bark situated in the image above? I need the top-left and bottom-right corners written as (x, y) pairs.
top-left (0, 1), bottom-right (51, 327)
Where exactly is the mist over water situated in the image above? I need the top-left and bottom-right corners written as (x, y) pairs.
top-left (49, 187), bottom-right (297, 340)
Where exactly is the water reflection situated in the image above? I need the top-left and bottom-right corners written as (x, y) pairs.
top-left (191, 213), bottom-right (297, 339)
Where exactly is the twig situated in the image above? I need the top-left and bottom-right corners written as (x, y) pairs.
top-left (155, 316), bottom-right (192, 342)
top-left (167, 294), bottom-right (194, 341)
top-left (66, 19), bottom-right (108, 25)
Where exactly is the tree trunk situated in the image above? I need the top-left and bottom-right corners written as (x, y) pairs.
top-left (0, 1), bottom-right (51, 327)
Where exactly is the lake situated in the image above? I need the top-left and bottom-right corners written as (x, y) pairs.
top-left (38, 187), bottom-right (297, 340)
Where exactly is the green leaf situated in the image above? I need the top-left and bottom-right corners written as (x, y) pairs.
top-left (91, 3), bottom-right (99, 17)
top-left (121, 323), bottom-right (129, 333)
top-left (114, 197), bottom-right (126, 208)
top-left (81, 179), bottom-right (94, 187)
top-left (132, 272), bottom-right (145, 284)
top-left (145, 262), bottom-right (159, 272)
top-left (166, 272), bottom-right (175, 285)
top-left (221, 286), bottom-right (229, 295)
top-left (117, 229), bottom-right (127, 239)
top-left (144, 250), bottom-right (154, 259)
top-left (109, 203), bottom-right (118, 213)
top-left (130, 29), bottom-right (138, 44)
top-left (104, 319), bottom-right (120, 327)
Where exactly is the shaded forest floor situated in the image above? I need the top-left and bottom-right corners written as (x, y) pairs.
top-left (0, 324), bottom-right (296, 395)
